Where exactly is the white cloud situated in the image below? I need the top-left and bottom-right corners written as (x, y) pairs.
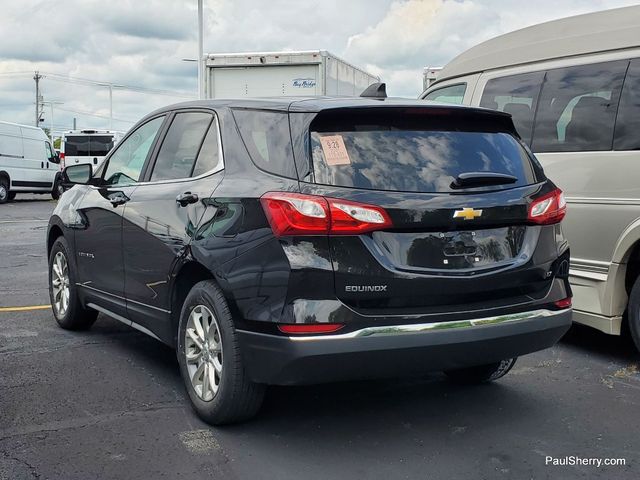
top-left (0, 0), bottom-right (638, 133)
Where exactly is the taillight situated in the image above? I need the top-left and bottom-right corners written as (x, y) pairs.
top-left (528, 188), bottom-right (566, 225)
top-left (278, 323), bottom-right (344, 334)
top-left (260, 192), bottom-right (392, 237)
top-left (59, 153), bottom-right (65, 170)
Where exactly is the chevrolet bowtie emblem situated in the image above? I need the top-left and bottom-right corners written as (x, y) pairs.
top-left (453, 208), bottom-right (483, 220)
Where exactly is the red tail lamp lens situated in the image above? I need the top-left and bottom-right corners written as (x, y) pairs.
top-left (278, 323), bottom-right (345, 334)
top-left (260, 192), bottom-right (392, 237)
top-left (554, 297), bottom-right (572, 309)
top-left (528, 188), bottom-right (566, 225)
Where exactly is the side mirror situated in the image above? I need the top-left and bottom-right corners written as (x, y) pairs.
top-left (50, 154), bottom-right (61, 165)
top-left (63, 164), bottom-right (92, 185)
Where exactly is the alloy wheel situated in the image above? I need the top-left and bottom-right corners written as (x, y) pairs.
top-left (51, 252), bottom-right (70, 317)
top-left (0, 185), bottom-right (7, 202)
top-left (185, 304), bottom-right (223, 401)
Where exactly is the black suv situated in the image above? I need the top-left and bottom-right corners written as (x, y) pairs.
top-left (47, 96), bottom-right (572, 424)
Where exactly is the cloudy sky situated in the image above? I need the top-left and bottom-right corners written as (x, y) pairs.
top-left (0, 0), bottom-right (637, 136)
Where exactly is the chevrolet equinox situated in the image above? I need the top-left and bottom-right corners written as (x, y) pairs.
top-left (47, 95), bottom-right (572, 424)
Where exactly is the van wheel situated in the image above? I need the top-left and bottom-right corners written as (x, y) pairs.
top-left (8, 192), bottom-right (16, 201)
top-left (626, 278), bottom-right (640, 352)
top-left (444, 358), bottom-right (517, 384)
top-left (51, 179), bottom-right (64, 200)
top-left (177, 280), bottom-right (266, 425)
top-left (48, 237), bottom-right (98, 330)
top-left (0, 178), bottom-right (9, 204)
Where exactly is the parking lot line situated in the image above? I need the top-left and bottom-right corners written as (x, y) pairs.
top-left (0, 219), bottom-right (49, 224)
top-left (0, 305), bottom-right (51, 312)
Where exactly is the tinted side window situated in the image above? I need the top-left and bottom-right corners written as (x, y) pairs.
top-left (103, 116), bottom-right (165, 186)
top-left (423, 84), bottom-right (466, 105)
top-left (614, 59), bottom-right (640, 150)
top-left (532, 61), bottom-right (627, 152)
top-left (232, 110), bottom-right (297, 179)
top-left (151, 112), bottom-right (212, 181)
top-left (480, 72), bottom-right (544, 145)
top-left (192, 118), bottom-right (222, 177)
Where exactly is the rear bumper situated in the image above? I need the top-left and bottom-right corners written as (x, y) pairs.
top-left (237, 308), bottom-right (572, 385)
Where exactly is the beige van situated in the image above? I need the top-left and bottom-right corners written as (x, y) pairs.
top-left (421, 6), bottom-right (640, 349)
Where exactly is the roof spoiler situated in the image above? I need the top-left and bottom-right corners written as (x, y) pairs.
top-left (360, 82), bottom-right (387, 99)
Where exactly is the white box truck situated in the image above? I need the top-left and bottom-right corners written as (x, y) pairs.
top-left (204, 50), bottom-right (380, 98)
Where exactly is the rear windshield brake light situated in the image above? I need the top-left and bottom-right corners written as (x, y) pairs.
top-left (260, 192), bottom-right (392, 237)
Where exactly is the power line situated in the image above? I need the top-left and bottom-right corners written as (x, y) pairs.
top-left (42, 72), bottom-right (196, 98)
top-left (55, 106), bottom-right (136, 124)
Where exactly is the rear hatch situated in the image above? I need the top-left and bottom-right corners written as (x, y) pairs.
top-left (299, 106), bottom-right (561, 316)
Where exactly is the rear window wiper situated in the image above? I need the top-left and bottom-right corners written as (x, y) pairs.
top-left (450, 172), bottom-right (518, 189)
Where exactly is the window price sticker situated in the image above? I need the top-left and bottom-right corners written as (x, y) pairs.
top-left (319, 135), bottom-right (351, 166)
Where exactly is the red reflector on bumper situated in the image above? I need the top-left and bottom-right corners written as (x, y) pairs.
top-left (278, 323), bottom-right (345, 335)
top-left (554, 297), bottom-right (572, 309)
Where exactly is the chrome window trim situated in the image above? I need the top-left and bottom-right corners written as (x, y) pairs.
top-left (136, 113), bottom-right (225, 187)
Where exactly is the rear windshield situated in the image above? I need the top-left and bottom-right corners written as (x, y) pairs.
top-left (310, 110), bottom-right (537, 193)
top-left (65, 135), bottom-right (114, 156)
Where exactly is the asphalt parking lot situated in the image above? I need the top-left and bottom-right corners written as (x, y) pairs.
top-left (1, 196), bottom-right (639, 480)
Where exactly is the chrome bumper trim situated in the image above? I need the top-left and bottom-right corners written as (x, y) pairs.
top-left (287, 308), bottom-right (571, 342)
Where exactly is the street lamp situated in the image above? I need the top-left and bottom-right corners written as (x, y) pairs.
top-left (96, 82), bottom-right (124, 130)
top-left (198, 0), bottom-right (204, 99)
top-left (41, 100), bottom-right (63, 143)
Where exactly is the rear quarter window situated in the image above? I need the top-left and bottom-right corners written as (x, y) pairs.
top-left (232, 109), bottom-right (297, 179)
top-left (309, 109), bottom-right (538, 193)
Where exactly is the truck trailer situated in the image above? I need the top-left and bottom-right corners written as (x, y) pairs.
top-left (203, 50), bottom-right (379, 98)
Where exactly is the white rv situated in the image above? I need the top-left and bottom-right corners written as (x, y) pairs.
top-left (421, 6), bottom-right (640, 349)
top-left (0, 121), bottom-right (61, 203)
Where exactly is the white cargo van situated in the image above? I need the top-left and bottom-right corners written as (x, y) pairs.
top-left (61, 130), bottom-right (121, 172)
top-left (0, 121), bottom-right (61, 203)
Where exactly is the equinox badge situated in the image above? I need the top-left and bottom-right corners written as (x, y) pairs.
top-left (453, 208), bottom-right (483, 221)
top-left (345, 285), bottom-right (387, 292)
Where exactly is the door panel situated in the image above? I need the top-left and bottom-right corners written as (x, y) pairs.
top-left (74, 185), bottom-right (137, 317)
top-left (122, 175), bottom-right (221, 325)
top-left (74, 115), bottom-right (167, 315)
top-left (122, 111), bottom-right (224, 337)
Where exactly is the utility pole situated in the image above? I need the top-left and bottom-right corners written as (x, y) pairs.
top-left (34, 71), bottom-right (43, 127)
top-left (108, 84), bottom-right (113, 130)
top-left (198, 0), bottom-right (204, 99)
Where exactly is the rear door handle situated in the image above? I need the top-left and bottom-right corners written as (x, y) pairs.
top-left (108, 191), bottom-right (129, 207)
top-left (176, 192), bottom-right (199, 207)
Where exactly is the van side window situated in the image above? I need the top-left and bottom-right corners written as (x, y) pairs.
top-left (480, 72), bottom-right (544, 145)
top-left (423, 84), bottom-right (466, 105)
top-left (151, 112), bottom-right (212, 181)
top-left (532, 61), bottom-right (627, 152)
top-left (614, 59), bottom-right (640, 151)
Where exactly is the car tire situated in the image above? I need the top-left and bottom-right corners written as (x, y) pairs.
top-left (444, 358), bottom-right (517, 384)
top-left (48, 236), bottom-right (98, 330)
top-left (8, 192), bottom-right (16, 201)
top-left (0, 178), bottom-right (9, 204)
top-left (177, 280), bottom-right (266, 425)
top-left (51, 178), bottom-right (64, 200)
top-left (626, 277), bottom-right (640, 352)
